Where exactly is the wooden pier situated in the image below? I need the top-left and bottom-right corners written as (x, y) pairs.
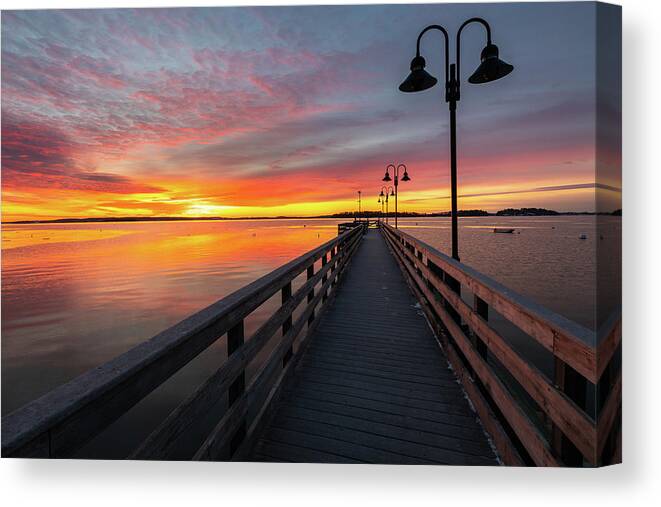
top-left (1, 224), bottom-right (621, 466)
top-left (250, 229), bottom-right (497, 465)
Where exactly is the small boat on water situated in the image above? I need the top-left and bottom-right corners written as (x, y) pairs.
top-left (493, 228), bottom-right (515, 234)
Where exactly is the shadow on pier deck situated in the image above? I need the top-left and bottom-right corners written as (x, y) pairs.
top-left (1, 222), bottom-right (621, 466)
top-left (250, 230), bottom-right (497, 465)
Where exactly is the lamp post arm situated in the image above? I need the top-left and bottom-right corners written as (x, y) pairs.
top-left (416, 24), bottom-right (450, 86)
top-left (456, 17), bottom-right (492, 88)
top-left (387, 163), bottom-right (397, 185)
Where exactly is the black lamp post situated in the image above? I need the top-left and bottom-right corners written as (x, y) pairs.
top-left (382, 164), bottom-right (410, 229)
top-left (399, 18), bottom-right (513, 261)
top-left (378, 186), bottom-right (394, 224)
top-left (357, 190), bottom-right (362, 219)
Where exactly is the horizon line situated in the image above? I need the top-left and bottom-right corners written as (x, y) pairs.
top-left (2, 207), bottom-right (622, 225)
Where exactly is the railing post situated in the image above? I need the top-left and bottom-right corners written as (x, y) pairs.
top-left (552, 358), bottom-right (588, 466)
top-left (597, 359), bottom-right (614, 408)
top-left (227, 320), bottom-right (246, 455)
top-left (307, 264), bottom-right (315, 326)
top-left (227, 321), bottom-right (245, 404)
top-left (414, 247), bottom-right (423, 277)
top-left (331, 245), bottom-right (338, 286)
top-left (282, 282), bottom-right (293, 366)
top-left (444, 272), bottom-right (462, 325)
top-left (597, 359), bottom-right (617, 462)
top-left (321, 253), bottom-right (328, 302)
top-left (330, 245), bottom-right (337, 276)
top-left (474, 295), bottom-right (489, 359)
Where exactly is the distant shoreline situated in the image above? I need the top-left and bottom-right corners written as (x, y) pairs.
top-left (3, 208), bottom-right (621, 225)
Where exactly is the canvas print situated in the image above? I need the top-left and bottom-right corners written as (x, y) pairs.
top-left (1, 2), bottom-right (621, 466)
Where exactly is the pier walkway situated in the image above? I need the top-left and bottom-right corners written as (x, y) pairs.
top-left (2, 222), bottom-right (621, 466)
top-left (250, 230), bottom-right (497, 465)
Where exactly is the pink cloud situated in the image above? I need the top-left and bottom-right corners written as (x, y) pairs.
top-left (1, 114), bottom-right (161, 194)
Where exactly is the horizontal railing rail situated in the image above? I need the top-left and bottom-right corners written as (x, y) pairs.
top-left (2, 225), bottom-right (365, 459)
top-left (381, 223), bottom-right (621, 467)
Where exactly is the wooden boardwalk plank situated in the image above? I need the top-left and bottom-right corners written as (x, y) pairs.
top-left (307, 337), bottom-right (444, 359)
top-left (297, 361), bottom-right (459, 389)
top-left (249, 229), bottom-right (498, 466)
top-left (305, 343), bottom-right (449, 366)
top-left (304, 346), bottom-right (453, 371)
top-left (276, 400), bottom-right (492, 453)
top-left (287, 381), bottom-right (477, 418)
top-left (278, 391), bottom-right (486, 439)
top-left (269, 415), bottom-right (494, 465)
top-left (257, 440), bottom-right (365, 464)
top-left (301, 352), bottom-right (454, 379)
top-left (292, 371), bottom-right (472, 406)
top-left (263, 427), bottom-right (436, 465)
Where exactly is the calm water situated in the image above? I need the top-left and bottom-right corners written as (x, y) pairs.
top-left (398, 216), bottom-right (621, 331)
top-left (0, 216), bottom-right (620, 457)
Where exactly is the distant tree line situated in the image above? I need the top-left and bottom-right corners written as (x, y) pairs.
top-left (332, 209), bottom-right (490, 218)
top-left (495, 207), bottom-right (559, 216)
top-left (5, 207), bottom-right (622, 225)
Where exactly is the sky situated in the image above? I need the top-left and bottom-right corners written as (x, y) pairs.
top-left (1, 3), bottom-right (621, 221)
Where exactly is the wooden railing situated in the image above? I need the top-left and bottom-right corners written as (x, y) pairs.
top-left (381, 224), bottom-right (621, 467)
top-left (338, 219), bottom-right (379, 234)
top-left (1, 225), bottom-right (365, 459)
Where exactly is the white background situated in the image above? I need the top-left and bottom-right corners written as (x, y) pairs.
top-left (0, 0), bottom-right (659, 505)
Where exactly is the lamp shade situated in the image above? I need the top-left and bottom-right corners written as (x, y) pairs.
top-left (468, 44), bottom-right (513, 84)
top-left (383, 172), bottom-right (392, 182)
top-left (399, 55), bottom-right (438, 92)
top-left (401, 171), bottom-right (411, 182)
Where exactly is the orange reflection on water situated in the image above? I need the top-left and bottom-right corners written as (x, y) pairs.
top-left (2, 227), bottom-right (132, 250)
top-left (2, 220), bottom-right (338, 275)
top-left (1, 219), bottom-right (342, 414)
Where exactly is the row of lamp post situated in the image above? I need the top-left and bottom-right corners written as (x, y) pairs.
top-left (398, 17), bottom-right (513, 261)
top-left (378, 186), bottom-right (394, 224)
top-left (359, 18), bottom-right (513, 261)
top-left (375, 165), bottom-right (409, 228)
top-left (382, 164), bottom-right (410, 229)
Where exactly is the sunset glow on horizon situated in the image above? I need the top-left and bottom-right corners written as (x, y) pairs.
top-left (1, 4), bottom-right (621, 222)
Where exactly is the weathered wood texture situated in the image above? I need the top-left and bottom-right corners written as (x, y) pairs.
top-left (381, 224), bottom-right (622, 467)
top-left (2, 226), bottom-right (364, 459)
top-left (249, 230), bottom-right (498, 465)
